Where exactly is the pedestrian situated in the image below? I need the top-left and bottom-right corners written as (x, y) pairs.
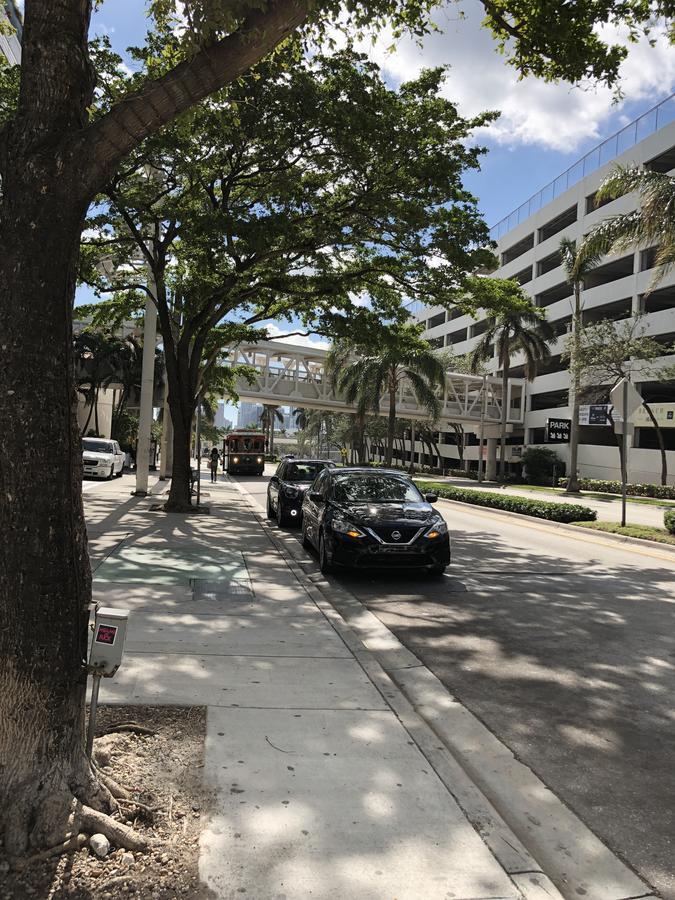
top-left (210, 446), bottom-right (220, 483)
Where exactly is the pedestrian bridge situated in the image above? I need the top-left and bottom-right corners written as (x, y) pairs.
top-left (224, 340), bottom-right (525, 429)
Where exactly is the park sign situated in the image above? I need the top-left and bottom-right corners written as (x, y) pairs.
top-left (546, 417), bottom-right (571, 443)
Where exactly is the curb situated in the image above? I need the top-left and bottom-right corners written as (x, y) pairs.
top-left (230, 477), bottom-right (657, 900)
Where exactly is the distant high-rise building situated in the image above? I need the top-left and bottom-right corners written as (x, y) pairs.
top-left (214, 402), bottom-right (233, 431)
top-left (237, 402), bottom-right (262, 429)
top-left (1, 2), bottom-right (22, 66)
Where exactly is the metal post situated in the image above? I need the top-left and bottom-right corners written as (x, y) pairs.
top-left (621, 377), bottom-right (628, 527)
top-left (86, 673), bottom-right (102, 759)
top-left (134, 266), bottom-right (158, 496)
top-left (477, 375), bottom-right (487, 482)
top-left (196, 400), bottom-right (202, 507)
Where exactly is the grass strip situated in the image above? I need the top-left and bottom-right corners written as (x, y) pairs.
top-left (570, 520), bottom-right (675, 546)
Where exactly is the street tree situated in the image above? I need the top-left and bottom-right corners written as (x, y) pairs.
top-left (3, 0), bottom-right (672, 860)
top-left (570, 315), bottom-right (675, 485)
top-left (82, 48), bottom-right (498, 510)
top-left (468, 278), bottom-right (554, 478)
top-left (559, 237), bottom-right (606, 492)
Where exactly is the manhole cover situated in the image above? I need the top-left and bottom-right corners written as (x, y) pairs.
top-left (191, 578), bottom-right (253, 599)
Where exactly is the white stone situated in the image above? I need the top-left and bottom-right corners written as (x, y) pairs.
top-left (90, 833), bottom-right (111, 858)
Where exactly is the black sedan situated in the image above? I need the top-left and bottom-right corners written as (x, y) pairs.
top-left (267, 459), bottom-right (335, 526)
top-left (301, 468), bottom-right (450, 575)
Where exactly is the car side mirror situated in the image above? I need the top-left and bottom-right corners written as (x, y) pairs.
top-left (425, 492), bottom-right (438, 503)
top-left (270, 475), bottom-right (279, 484)
top-left (309, 491), bottom-right (324, 503)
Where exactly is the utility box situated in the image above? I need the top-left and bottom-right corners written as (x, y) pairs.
top-left (89, 607), bottom-right (129, 677)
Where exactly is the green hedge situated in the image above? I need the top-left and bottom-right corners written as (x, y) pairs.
top-left (665, 510), bottom-right (675, 534)
top-left (558, 477), bottom-right (675, 500)
top-left (417, 481), bottom-right (597, 523)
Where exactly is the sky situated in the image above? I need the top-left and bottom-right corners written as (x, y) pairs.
top-left (80, 1), bottom-right (675, 423)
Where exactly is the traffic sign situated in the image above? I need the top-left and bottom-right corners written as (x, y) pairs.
top-left (610, 378), bottom-right (642, 421)
top-left (579, 404), bottom-right (611, 426)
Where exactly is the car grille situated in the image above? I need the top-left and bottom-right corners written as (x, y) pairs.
top-left (370, 525), bottom-right (422, 544)
top-left (83, 457), bottom-right (99, 465)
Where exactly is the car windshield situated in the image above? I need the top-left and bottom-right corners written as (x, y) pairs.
top-left (285, 463), bottom-right (325, 482)
top-left (332, 474), bottom-right (424, 503)
top-left (83, 439), bottom-right (114, 454)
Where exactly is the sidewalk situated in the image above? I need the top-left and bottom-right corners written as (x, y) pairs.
top-left (412, 474), bottom-right (671, 528)
top-left (87, 474), bottom-right (523, 900)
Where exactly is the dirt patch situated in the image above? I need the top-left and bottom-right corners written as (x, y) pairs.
top-left (1, 706), bottom-right (216, 900)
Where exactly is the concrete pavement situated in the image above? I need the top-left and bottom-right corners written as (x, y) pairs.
top-left (85, 472), bottom-right (526, 899)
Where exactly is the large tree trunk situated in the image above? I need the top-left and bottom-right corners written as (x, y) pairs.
top-left (0, 1), bottom-right (115, 856)
top-left (164, 359), bottom-right (197, 512)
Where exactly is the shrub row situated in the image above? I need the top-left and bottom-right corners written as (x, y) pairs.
top-left (558, 477), bottom-right (675, 499)
top-left (665, 510), bottom-right (675, 534)
top-left (417, 481), bottom-right (597, 523)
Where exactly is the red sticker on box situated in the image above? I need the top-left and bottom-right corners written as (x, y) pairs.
top-left (95, 624), bottom-right (117, 645)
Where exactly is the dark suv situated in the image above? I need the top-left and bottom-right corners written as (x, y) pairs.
top-left (301, 468), bottom-right (450, 575)
top-left (267, 459), bottom-right (336, 526)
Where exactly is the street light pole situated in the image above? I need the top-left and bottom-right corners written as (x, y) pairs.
top-left (133, 266), bottom-right (158, 496)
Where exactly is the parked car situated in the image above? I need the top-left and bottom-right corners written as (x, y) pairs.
top-left (301, 468), bottom-right (450, 575)
top-left (267, 458), bottom-right (336, 526)
top-left (82, 437), bottom-right (125, 479)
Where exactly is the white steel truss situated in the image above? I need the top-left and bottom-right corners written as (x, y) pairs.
top-left (224, 340), bottom-right (525, 427)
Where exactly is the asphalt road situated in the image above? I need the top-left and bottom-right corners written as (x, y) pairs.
top-left (235, 468), bottom-right (675, 900)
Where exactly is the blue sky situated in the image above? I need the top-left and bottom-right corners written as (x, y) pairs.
top-left (83, 2), bottom-right (675, 423)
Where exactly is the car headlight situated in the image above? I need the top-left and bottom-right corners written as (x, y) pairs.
top-left (283, 485), bottom-right (299, 498)
top-left (257, 457), bottom-right (263, 463)
top-left (233, 456), bottom-right (239, 463)
top-left (332, 517), bottom-right (366, 539)
top-left (424, 519), bottom-right (448, 539)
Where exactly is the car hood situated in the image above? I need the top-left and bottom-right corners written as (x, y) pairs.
top-left (82, 450), bottom-right (114, 461)
top-left (332, 501), bottom-right (436, 526)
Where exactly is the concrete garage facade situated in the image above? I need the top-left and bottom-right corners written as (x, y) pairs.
top-left (408, 94), bottom-right (675, 483)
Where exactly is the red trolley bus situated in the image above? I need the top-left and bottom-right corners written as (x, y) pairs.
top-left (223, 431), bottom-right (265, 475)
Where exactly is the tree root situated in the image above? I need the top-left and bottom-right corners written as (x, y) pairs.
top-left (103, 722), bottom-right (157, 737)
top-left (11, 833), bottom-right (88, 871)
top-left (96, 769), bottom-right (131, 801)
top-left (76, 802), bottom-right (148, 852)
top-left (117, 797), bottom-right (158, 816)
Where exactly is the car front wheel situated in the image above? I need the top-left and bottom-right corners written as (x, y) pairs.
top-left (278, 500), bottom-right (291, 527)
top-left (428, 564), bottom-right (446, 576)
top-left (267, 494), bottom-right (275, 519)
top-left (107, 465), bottom-right (115, 480)
top-left (319, 533), bottom-right (334, 575)
top-left (301, 518), bottom-right (312, 549)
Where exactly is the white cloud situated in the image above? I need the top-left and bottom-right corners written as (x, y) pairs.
top-left (265, 323), bottom-right (330, 350)
top-left (362, 1), bottom-right (675, 152)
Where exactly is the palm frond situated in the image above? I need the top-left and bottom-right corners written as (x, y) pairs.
top-left (405, 370), bottom-right (441, 419)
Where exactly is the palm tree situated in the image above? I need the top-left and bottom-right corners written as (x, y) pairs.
top-left (471, 309), bottom-right (555, 479)
top-left (259, 404), bottom-right (284, 454)
top-left (583, 165), bottom-right (675, 289)
top-left (330, 336), bottom-right (446, 466)
top-left (559, 237), bottom-right (605, 492)
top-left (326, 342), bottom-right (369, 463)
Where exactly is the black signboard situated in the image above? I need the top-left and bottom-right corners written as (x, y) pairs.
top-left (546, 417), bottom-right (571, 443)
top-left (589, 405), bottom-right (610, 425)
